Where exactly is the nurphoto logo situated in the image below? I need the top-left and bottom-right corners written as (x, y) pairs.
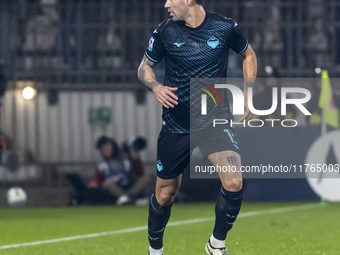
top-left (200, 84), bottom-right (312, 128)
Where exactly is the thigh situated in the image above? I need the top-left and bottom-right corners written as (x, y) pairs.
top-left (208, 150), bottom-right (242, 179)
top-left (208, 150), bottom-right (243, 191)
top-left (156, 130), bottom-right (190, 180)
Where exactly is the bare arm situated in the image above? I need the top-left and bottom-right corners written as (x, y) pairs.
top-left (137, 55), bottom-right (178, 108)
top-left (240, 44), bottom-right (257, 122)
top-left (137, 55), bottom-right (161, 91)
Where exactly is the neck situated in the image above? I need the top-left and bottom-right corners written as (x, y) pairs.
top-left (185, 5), bottom-right (206, 28)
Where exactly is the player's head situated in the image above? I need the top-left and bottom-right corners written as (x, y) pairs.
top-left (164, 0), bottom-right (201, 21)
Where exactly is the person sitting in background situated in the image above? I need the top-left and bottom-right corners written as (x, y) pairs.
top-left (89, 136), bottom-right (130, 205)
top-left (89, 135), bottom-right (149, 205)
top-left (122, 136), bottom-right (150, 203)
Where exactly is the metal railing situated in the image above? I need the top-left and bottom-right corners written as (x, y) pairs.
top-left (0, 0), bottom-right (339, 86)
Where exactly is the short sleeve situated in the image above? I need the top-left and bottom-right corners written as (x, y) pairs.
top-left (145, 28), bottom-right (165, 63)
top-left (229, 20), bottom-right (248, 54)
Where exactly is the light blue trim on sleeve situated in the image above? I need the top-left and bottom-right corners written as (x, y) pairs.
top-left (238, 40), bottom-right (249, 54)
top-left (145, 52), bottom-right (160, 63)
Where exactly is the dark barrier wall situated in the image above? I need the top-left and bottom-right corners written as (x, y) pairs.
top-left (237, 126), bottom-right (321, 179)
top-left (184, 127), bottom-right (325, 202)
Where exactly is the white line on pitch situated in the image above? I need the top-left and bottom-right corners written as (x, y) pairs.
top-left (0, 203), bottom-right (324, 250)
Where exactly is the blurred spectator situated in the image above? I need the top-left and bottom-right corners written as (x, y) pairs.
top-left (122, 136), bottom-right (150, 202)
top-left (0, 138), bottom-right (19, 172)
top-left (60, 0), bottom-right (85, 68)
top-left (89, 135), bottom-right (149, 205)
top-left (253, 66), bottom-right (296, 125)
top-left (0, 61), bottom-right (7, 165)
top-left (0, 61), bottom-right (7, 142)
top-left (59, 0), bottom-right (100, 69)
top-left (0, 134), bottom-right (6, 165)
top-left (0, 1), bottom-right (14, 66)
top-left (252, 66), bottom-right (281, 123)
top-left (0, 61), bottom-right (7, 99)
top-left (95, 20), bottom-right (123, 70)
top-left (83, 0), bottom-right (101, 69)
top-left (0, 130), bottom-right (10, 166)
top-left (22, 0), bottom-right (59, 70)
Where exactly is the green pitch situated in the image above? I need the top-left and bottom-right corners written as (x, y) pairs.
top-left (0, 202), bottom-right (339, 255)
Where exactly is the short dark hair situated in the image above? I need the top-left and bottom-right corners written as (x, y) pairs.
top-left (132, 137), bottom-right (147, 151)
top-left (96, 135), bottom-right (121, 158)
top-left (195, 0), bottom-right (203, 5)
top-left (96, 135), bottom-right (111, 149)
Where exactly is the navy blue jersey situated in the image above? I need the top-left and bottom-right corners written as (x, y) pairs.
top-left (145, 12), bottom-right (248, 134)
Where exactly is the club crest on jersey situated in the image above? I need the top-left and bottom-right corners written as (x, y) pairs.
top-left (149, 37), bottom-right (155, 51)
top-left (207, 36), bottom-right (220, 49)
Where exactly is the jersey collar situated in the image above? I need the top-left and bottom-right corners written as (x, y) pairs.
top-left (179, 11), bottom-right (210, 31)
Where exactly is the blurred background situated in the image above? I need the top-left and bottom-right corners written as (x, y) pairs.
top-left (0, 0), bottom-right (339, 206)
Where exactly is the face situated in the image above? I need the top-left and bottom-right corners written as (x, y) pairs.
top-left (100, 142), bottom-right (113, 159)
top-left (164, 0), bottom-right (189, 21)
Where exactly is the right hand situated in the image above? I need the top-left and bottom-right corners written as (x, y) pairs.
top-left (153, 85), bottom-right (178, 108)
top-left (88, 181), bottom-right (98, 188)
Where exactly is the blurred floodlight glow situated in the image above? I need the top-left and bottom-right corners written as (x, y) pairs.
top-left (23, 87), bottom-right (36, 100)
top-left (315, 67), bottom-right (322, 74)
top-left (264, 66), bottom-right (273, 76)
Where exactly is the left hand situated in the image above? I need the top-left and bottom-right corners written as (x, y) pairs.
top-left (88, 181), bottom-right (98, 188)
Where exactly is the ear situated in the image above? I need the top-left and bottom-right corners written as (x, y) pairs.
top-left (186, 0), bottom-right (195, 6)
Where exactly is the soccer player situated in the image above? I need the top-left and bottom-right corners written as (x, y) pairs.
top-left (137, 0), bottom-right (257, 254)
